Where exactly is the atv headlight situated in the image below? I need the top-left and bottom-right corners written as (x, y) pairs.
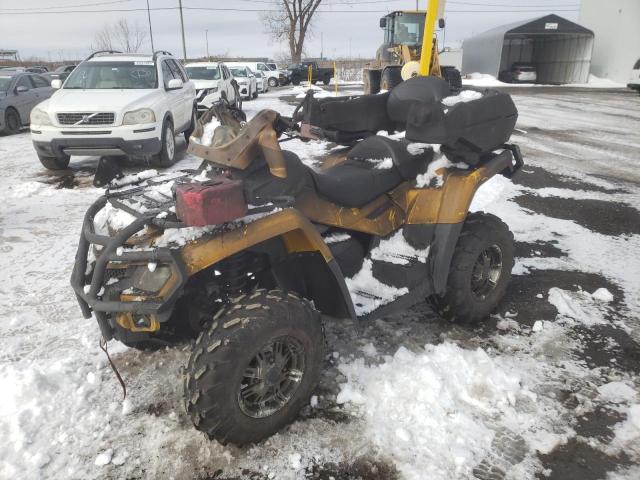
top-left (30, 108), bottom-right (52, 126)
top-left (131, 265), bottom-right (172, 294)
top-left (123, 108), bottom-right (156, 125)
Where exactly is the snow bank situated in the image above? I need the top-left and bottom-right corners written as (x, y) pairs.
top-left (336, 342), bottom-right (526, 480)
top-left (612, 404), bottom-right (640, 448)
top-left (293, 84), bottom-right (334, 98)
top-left (547, 287), bottom-right (608, 326)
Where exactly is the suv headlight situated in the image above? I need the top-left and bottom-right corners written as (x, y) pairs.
top-left (30, 108), bottom-right (52, 126)
top-left (123, 108), bottom-right (156, 125)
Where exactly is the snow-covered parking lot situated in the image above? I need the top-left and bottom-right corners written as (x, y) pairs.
top-left (1, 85), bottom-right (640, 480)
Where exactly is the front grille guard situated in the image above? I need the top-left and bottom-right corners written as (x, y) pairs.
top-left (70, 196), bottom-right (188, 340)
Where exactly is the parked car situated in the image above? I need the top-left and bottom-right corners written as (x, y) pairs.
top-left (30, 51), bottom-right (196, 170)
top-left (227, 65), bottom-right (258, 100)
top-left (44, 64), bottom-right (77, 83)
top-left (254, 71), bottom-right (268, 93)
top-left (227, 61), bottom-right (283, 88)
top-left (628, 58), bottom-right (640, 93)
top-left (184, 61), bottom-right (241, 114)
top-left (287, 61), bottom-right (333, 85)
top-left (0, 71), bottom-right (54, 134)
top-left (499, 63), bottom-right (537, 83)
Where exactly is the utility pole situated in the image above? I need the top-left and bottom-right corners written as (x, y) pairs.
top-left (205, 30), bottom-right (209, 60)
top-left (320, 32), bottom-right (323, 60)
top-left (178, 0), bottom-right (187, 60)
top-left (146, 0), bottom-right (155, 52)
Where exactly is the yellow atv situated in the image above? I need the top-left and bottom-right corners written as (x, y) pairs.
top-left (71, 77), bottom-right (523, 445)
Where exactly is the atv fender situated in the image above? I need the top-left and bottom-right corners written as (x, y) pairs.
top-left (179, 209), bottom-right (357, 321)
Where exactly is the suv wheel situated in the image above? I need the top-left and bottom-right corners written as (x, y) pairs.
top-left (151, 119), bottom-right (175, 168)
top-left (268, 77), bottom-right (278, 88)
top-left (4, 108), bottom-right (21, 134)
top-left (38, 152), bottom-right (70, 170)
top-left (252, 87), bottom-right (258, 99)
top-left (184, 107), bottom-right (197, 145)
top-left (184, 289), bottom-right (324, 445)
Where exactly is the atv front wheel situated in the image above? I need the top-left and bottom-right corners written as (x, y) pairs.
top-left (184, 289), bottom-right (324, 445)
top-left (428, 212), bottom-right (514, 322)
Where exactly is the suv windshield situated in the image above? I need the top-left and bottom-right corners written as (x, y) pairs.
top-left (0, 75), bottom-right (13, 92)
top-left (185, 66), bottom-right (220, 80)
top-left (230, 68), bottom-right (247, 77)
top-left (64, 61), bottom-right (158, 89)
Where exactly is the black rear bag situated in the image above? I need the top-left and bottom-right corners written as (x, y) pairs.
top-left (404, 90), bottom-right (519, 166)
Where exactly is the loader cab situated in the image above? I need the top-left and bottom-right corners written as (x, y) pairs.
top-left (381, 11), bottom-right (425, 46)
top-left (377, 11), bottom-right (427, 62)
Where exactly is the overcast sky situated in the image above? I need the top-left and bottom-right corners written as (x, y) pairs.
top-left (0, 0), bottom-right (580, 62)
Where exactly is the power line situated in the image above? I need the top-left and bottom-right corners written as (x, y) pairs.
top-left (0, 6), bottom-right (581, 15)
top-left (0, 0), bottom-right (132, 11)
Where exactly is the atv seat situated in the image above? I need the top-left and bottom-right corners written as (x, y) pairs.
top-left (308, 136), bottom-right (432, 208)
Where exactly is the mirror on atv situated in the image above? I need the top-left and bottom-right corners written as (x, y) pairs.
top-left (93, 156), bottom-right (124, 188)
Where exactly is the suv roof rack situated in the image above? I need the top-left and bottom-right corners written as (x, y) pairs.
top-left (83, 50), bottom-right (123, 63)
top-left (152, 50), bottom-right (173, 61)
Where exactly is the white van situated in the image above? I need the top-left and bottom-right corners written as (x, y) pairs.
top-left (226, 61), bottom-right (283, 88)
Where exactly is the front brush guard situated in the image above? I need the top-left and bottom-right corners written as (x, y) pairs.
top-left (70, 196), bottom-right (188, 340)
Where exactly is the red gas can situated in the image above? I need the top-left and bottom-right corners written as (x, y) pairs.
top-left (175, 177), bottom-right (247, 227)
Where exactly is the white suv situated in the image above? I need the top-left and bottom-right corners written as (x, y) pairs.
top-left (227, 61), bottom-right (283, 88)
top-left (184, 62), bottom-right (241, 115)
top-left (30, 51), bottom-right (196, 170)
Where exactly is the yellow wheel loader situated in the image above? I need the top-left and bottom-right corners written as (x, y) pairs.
top-left (363, 0), bottom-right (462, 94)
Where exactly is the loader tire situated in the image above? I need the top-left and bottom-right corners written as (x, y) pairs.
top-left (363, 69), bottom-right (381, 95)
top-left (441, 66), bottom-right (463, 93)
top-left (381, 67), bottom-right (403, 91)
top-left (184, 289), bottom-right (325, 445)
top-left (428, 212), bottom-right (514, 323)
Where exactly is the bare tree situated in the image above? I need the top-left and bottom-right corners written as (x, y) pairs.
top-left (261, 0), bottom-right (323, 63)
top-left (92, 18), bottom-right (147, 53)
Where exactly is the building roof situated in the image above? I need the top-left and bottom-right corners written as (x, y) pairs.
top-left (466, 14), bottom-right (593, 42)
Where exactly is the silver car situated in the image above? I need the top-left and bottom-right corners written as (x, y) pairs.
top-left (0, 71), bottom-right (54, 134)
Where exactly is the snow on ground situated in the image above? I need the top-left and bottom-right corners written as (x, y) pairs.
top-left (463, 72), bottom-right (627, 89)
top-left (1, 85), bottom-right (640, 479)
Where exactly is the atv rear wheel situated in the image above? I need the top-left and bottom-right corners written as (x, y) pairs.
top-left (184, 289), bottom-right (324, 445)
top-left (428, 212), bottom-right (514, 322)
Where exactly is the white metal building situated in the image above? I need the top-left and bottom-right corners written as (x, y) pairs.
top-left (579, 0), bottom-right (640, 84)
top-left (461, 14), bottom-right (594, 84)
